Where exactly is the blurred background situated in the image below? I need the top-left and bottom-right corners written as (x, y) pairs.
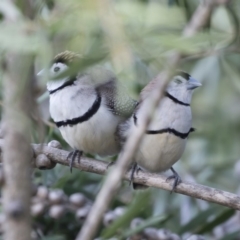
top-left (1, 0), bottom-right (240, 239)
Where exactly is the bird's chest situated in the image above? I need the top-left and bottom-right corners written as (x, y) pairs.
top-left (49, 86), bottom-right (96, 121)
top-left (135, 98), bottom-right (192, 172)
top-left (148, 98), bottom-right (192, 131)
top-left (49, 87), bottom-right (121, 156)
top-left (59, 107), bottom-right (121, 156)
top-left (137, 133), bottom-right (187, 172)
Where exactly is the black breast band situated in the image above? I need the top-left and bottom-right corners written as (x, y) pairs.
top-left (146, 127), bottom-right (195, 139)
top-left (49, 77), bottom-right (76, 95)
top-left (54, 92), bottom-right (101, 128)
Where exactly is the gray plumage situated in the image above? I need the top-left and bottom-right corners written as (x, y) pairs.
top-left (40, 51), bottom-right (136, 162)
top-left (117, 71), bottom-right (201, 189)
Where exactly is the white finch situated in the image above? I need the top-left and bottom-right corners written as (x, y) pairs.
top-left (118, 71), bottom-right (201, 190)
top-left (39, 51), bottom-right (136, 171)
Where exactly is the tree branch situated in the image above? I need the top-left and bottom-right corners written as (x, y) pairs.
top-left (1, 1), bottom-right (36, 239)
top-left (2, 52), bottom-right (33, 240)
top-left (183, 0), bottom-right (232, 37)
top-left (24, 143), bottom-right (240, 211)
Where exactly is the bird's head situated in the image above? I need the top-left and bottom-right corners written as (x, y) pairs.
top-left (38, 51), bottom-right (81, 92)
top-left (51, 51), bottom-right (81, 77)
top-left (167, 71), bottom-right (201, 104)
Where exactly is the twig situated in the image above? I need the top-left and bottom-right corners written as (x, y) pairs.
top-left (183, 0), bottom-right (232, 37)
top-left (1, 1), bottom-right (36, 239)
top-left (15, 143), bottom-right (240, 211)
top-left (183, 0), bottom-right (216, 37)
top-left (1, 142), bottom-right (239, 219)
top-left (2, 52), bottom-right (34, 240)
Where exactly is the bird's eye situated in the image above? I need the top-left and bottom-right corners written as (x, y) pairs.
top-left (54, 66), bottom-right (60, 72)
top-left (174, 79), bottom-right (182, 84)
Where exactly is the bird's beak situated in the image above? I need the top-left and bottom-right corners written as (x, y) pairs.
top-left (187, 77), bottom-right (202, 90)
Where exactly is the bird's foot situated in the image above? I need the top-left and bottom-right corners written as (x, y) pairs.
top-left (129, 162), bottom-right (138, 186)
top-left (166, 167), bottom-right (181, 193)
top-left (129, 163), bottom-right (146, 189)
top-left (67, 150), bottom-right (83, 173)
top-left (106, 161), bottom-right (115, 169)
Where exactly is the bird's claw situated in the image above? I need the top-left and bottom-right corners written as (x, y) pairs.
top-left (129, 162), bottom-right (140, 186)
top-left (166, 167), bottom-right (181, 193)
top-left (130, 165), bottom-right (147, 190)
top-left (67, 150), bottom-right (82, 173)
top-left (106, 161), bottom-right (115, 169)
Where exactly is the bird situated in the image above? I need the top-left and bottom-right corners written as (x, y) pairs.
top-left (117, 71), bottom-right (201, 191)
top-left (38, 51), bottom-right (137, 171)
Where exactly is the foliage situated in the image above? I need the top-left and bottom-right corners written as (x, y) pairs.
top-left (1, 0), bottom-right (240, 239)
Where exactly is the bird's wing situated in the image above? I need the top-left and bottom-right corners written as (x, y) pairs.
top-left (88, 67), bottom-right (137, 118)
top-left (98, 78), bottom-right (137, 118)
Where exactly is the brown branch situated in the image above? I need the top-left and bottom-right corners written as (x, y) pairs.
top-left (183, 0), bottom-right (216, 37)
top-left (23, 143), bottom-right (240, 211)
top-left (1, 142), bottom-right (239, 221)
top-left (2, 54), bottom-right (34, 240)
top-left (183, 0), bottom-right (232, 37)
top-left (1, 1), bottom-right (36, 239)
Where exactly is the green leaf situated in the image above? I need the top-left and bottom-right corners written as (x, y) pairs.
top-left (0, 22), bottom-right (46, 53)
top-left (178, 205), bottom-right (220, 234)
top-left (220, 230), bottom-right (240, 240)
top-left (101, 191), bottom-right (150, 239)
top-left (50, 54), bottom-right (108, 81)
top-left (197, 208), bottom-right (235, 234)
top-left (41, 235), bottom-right (65, 240)
top-left (221, 57), bottom-right (240, 93)
top-left (119, 214), bottom-right (171, 239)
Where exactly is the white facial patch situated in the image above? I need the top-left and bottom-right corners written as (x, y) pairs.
top-left (174, 75), bottom-right (188, 84)
top-left (50, 62), bottom-right (68, 77)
